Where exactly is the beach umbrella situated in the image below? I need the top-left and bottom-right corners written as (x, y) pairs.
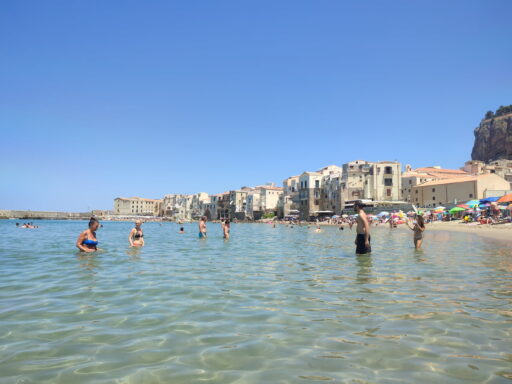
top-left (449, 207), bottom-right (465, 214)
top-left (480, 196), bottom-right (500, 203)
top-left (497, 194), bottom-right (512, 203)
top-left (479, 203), bottom-right (490, 208)
top-left (377, 211), bottom-right (389, 216)
top-left (434, 206), bottom-right (446, 210)
top-left (457, 204), bottom-right (469, 209)
top-left (464, 200), bottom-right (480, 207)
top-left (341, 214), bottom-right (348, 218)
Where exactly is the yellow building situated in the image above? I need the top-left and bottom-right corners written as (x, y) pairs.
top-left (114, 197), bottom-right (162, 216)
top-left (410, 174), bottom-right (510, 207)
top-left (401, 166), bottom-right (469, 202)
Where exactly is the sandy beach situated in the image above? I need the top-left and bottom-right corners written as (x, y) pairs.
top-left (425, 220), bottom-right (512, 244)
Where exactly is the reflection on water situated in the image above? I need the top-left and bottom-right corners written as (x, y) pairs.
top-left (356, 254), bottom-right (373, 284)
top-left (0, 221), bottom-right (511, 384)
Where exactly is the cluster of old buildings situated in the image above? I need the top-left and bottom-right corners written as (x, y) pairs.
top-left (112, 159), bottom-right (512, 220)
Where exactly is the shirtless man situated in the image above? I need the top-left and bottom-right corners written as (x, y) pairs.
top-left (354, 201), bottom-right (371, 254)
top-left (198, 216), bottom-right (207, 238)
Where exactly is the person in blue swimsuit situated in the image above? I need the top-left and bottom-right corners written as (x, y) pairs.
top-left (76, 217), bottom-right (100, 252)
top-left (198, 216), bottom-right (207, 238)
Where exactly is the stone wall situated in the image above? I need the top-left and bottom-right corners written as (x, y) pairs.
top-left (0, 210), bottom-right (91, 220)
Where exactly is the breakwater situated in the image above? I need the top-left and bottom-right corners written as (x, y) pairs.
top-left (0, 210), bottom-right (91, 220)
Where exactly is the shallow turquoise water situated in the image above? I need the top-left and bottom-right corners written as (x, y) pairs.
top-left (0, 220), bottom-right (511, 383)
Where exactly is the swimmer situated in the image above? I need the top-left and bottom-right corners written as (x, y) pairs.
top-left (199, 216), bottom-right (207, 238)
top-left (179, 227), bottom-right (185, 234)
top-left (222, 219), bottom-right (230, 239)
top-left (129, 220), bottom-right (144, 247)
top-left (314, 225), bottom-right (322, 233)
top-left (406, 214), bottom-right (425, 249)
top-left (76, 217), bottom-right (100, 253)
top-left (354, 201), bottom-right (371, 255)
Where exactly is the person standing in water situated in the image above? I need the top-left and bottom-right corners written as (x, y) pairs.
top-left (199, 216), bottom-right (208, 238)
top-left (222, 219), bottom-right (230, 239)
top-left (406, 214), bottom-right (425, 249)
top-left (129, 220), bottom-right (144, 247)
top-left (76, 217), bottom-right (100, 252)
top-left (354, 201), bottom-right (371, 254)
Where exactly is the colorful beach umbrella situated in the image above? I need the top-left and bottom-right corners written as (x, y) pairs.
top-left (464, 200), bottom-right (480, 207)
top-left (457, 204), bottom-right (469, 209)
top-left (497, 194), bottom-right (512, 203)
top-left (480, 196), bottom-right (500, 203)
top-left (449, 207), bottom-right (465, 214)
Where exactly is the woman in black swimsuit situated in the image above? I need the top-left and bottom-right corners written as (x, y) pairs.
top-left (129, 220), bottom-right (144, 247)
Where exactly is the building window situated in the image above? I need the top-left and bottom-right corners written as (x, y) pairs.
top-left (384, 178), bottom-right (393, 186)
top-left (432, 196), bottom-right (436, 200)
top-left (415, 190), bottom-right (418, 194)
top-left (432, 188), bottom-right (436, 192)
top-left (315, 180), bottom-right (320, 188)
top-left (385, 166), bottom-right (392, 174)
top-left (409, 180), bottom-right (412, 185)
top-left (469, 193), bottom-right (473, 198)
top-left (386, 189), bottom-right (391, 196)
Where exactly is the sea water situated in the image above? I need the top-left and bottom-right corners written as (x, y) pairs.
top-left (0, 220), bottom-right (511, 383)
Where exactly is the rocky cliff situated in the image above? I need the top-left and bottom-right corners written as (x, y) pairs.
top-left (471, 112), bottom-right (512, 162)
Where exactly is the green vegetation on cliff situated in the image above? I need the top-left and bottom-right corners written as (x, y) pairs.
top-left (484, 105), bottom-right (512, 120)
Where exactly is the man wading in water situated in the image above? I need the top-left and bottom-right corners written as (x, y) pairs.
top-left (354, 201), bottom-right (371, 254)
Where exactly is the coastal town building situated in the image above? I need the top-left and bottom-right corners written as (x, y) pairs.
top-left (342, 160), bottom-right (402, 202)
top-left (246, 185), bottom-right (283, 219)
top-left (201, 194), bottom-right (222, 221)
top-left (320, 166), bottom-right (344, 216)
top-left (410, 173), bottom-right (510, 206)
top-left (462, 159), bottom-right (512, 188)
top-left (401, 165), bottom-right (469, 202)
top-left (228, 187), bottom-right (254, 220)
top-left (298, 171), bottom-right (323, 220)
top-left (280, 175), bottom-right (300, 218)
top-left (216, 193), bottom-right (231, 220)
top-left (114, 197), bottom-right (162, 216)
top-left (159, 193), bottom-right (209, 220)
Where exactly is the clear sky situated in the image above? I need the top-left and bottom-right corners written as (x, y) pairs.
top-left (1, 1), bottom-right (511, 211)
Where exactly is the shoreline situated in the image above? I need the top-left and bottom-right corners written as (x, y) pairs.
top-left (423, 221), bottom-right (512, 244)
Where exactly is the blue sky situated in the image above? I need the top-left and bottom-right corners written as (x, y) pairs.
top-left (1, 0), bottom-right (511, 211)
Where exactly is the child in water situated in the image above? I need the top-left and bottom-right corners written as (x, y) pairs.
top-left (406, 214), bottom-right (425, 249)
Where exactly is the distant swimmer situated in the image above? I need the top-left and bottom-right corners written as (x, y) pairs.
top-left (199, 216), bottom-right (208, 238)
top-left (179, 227), bottom-right (185, 234)
top-left (314, 224), bottom-right (322, 233)
top-left (129, 220), bottom-right (144, 247)
top-left (222, 219), bottom-right (231, 239)
top-left (354, 201), bottom-right (371, 255)
top-left (406, 214), bottom-right (425, 249)
top-left (76, 217), bottom-right (100, 252)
